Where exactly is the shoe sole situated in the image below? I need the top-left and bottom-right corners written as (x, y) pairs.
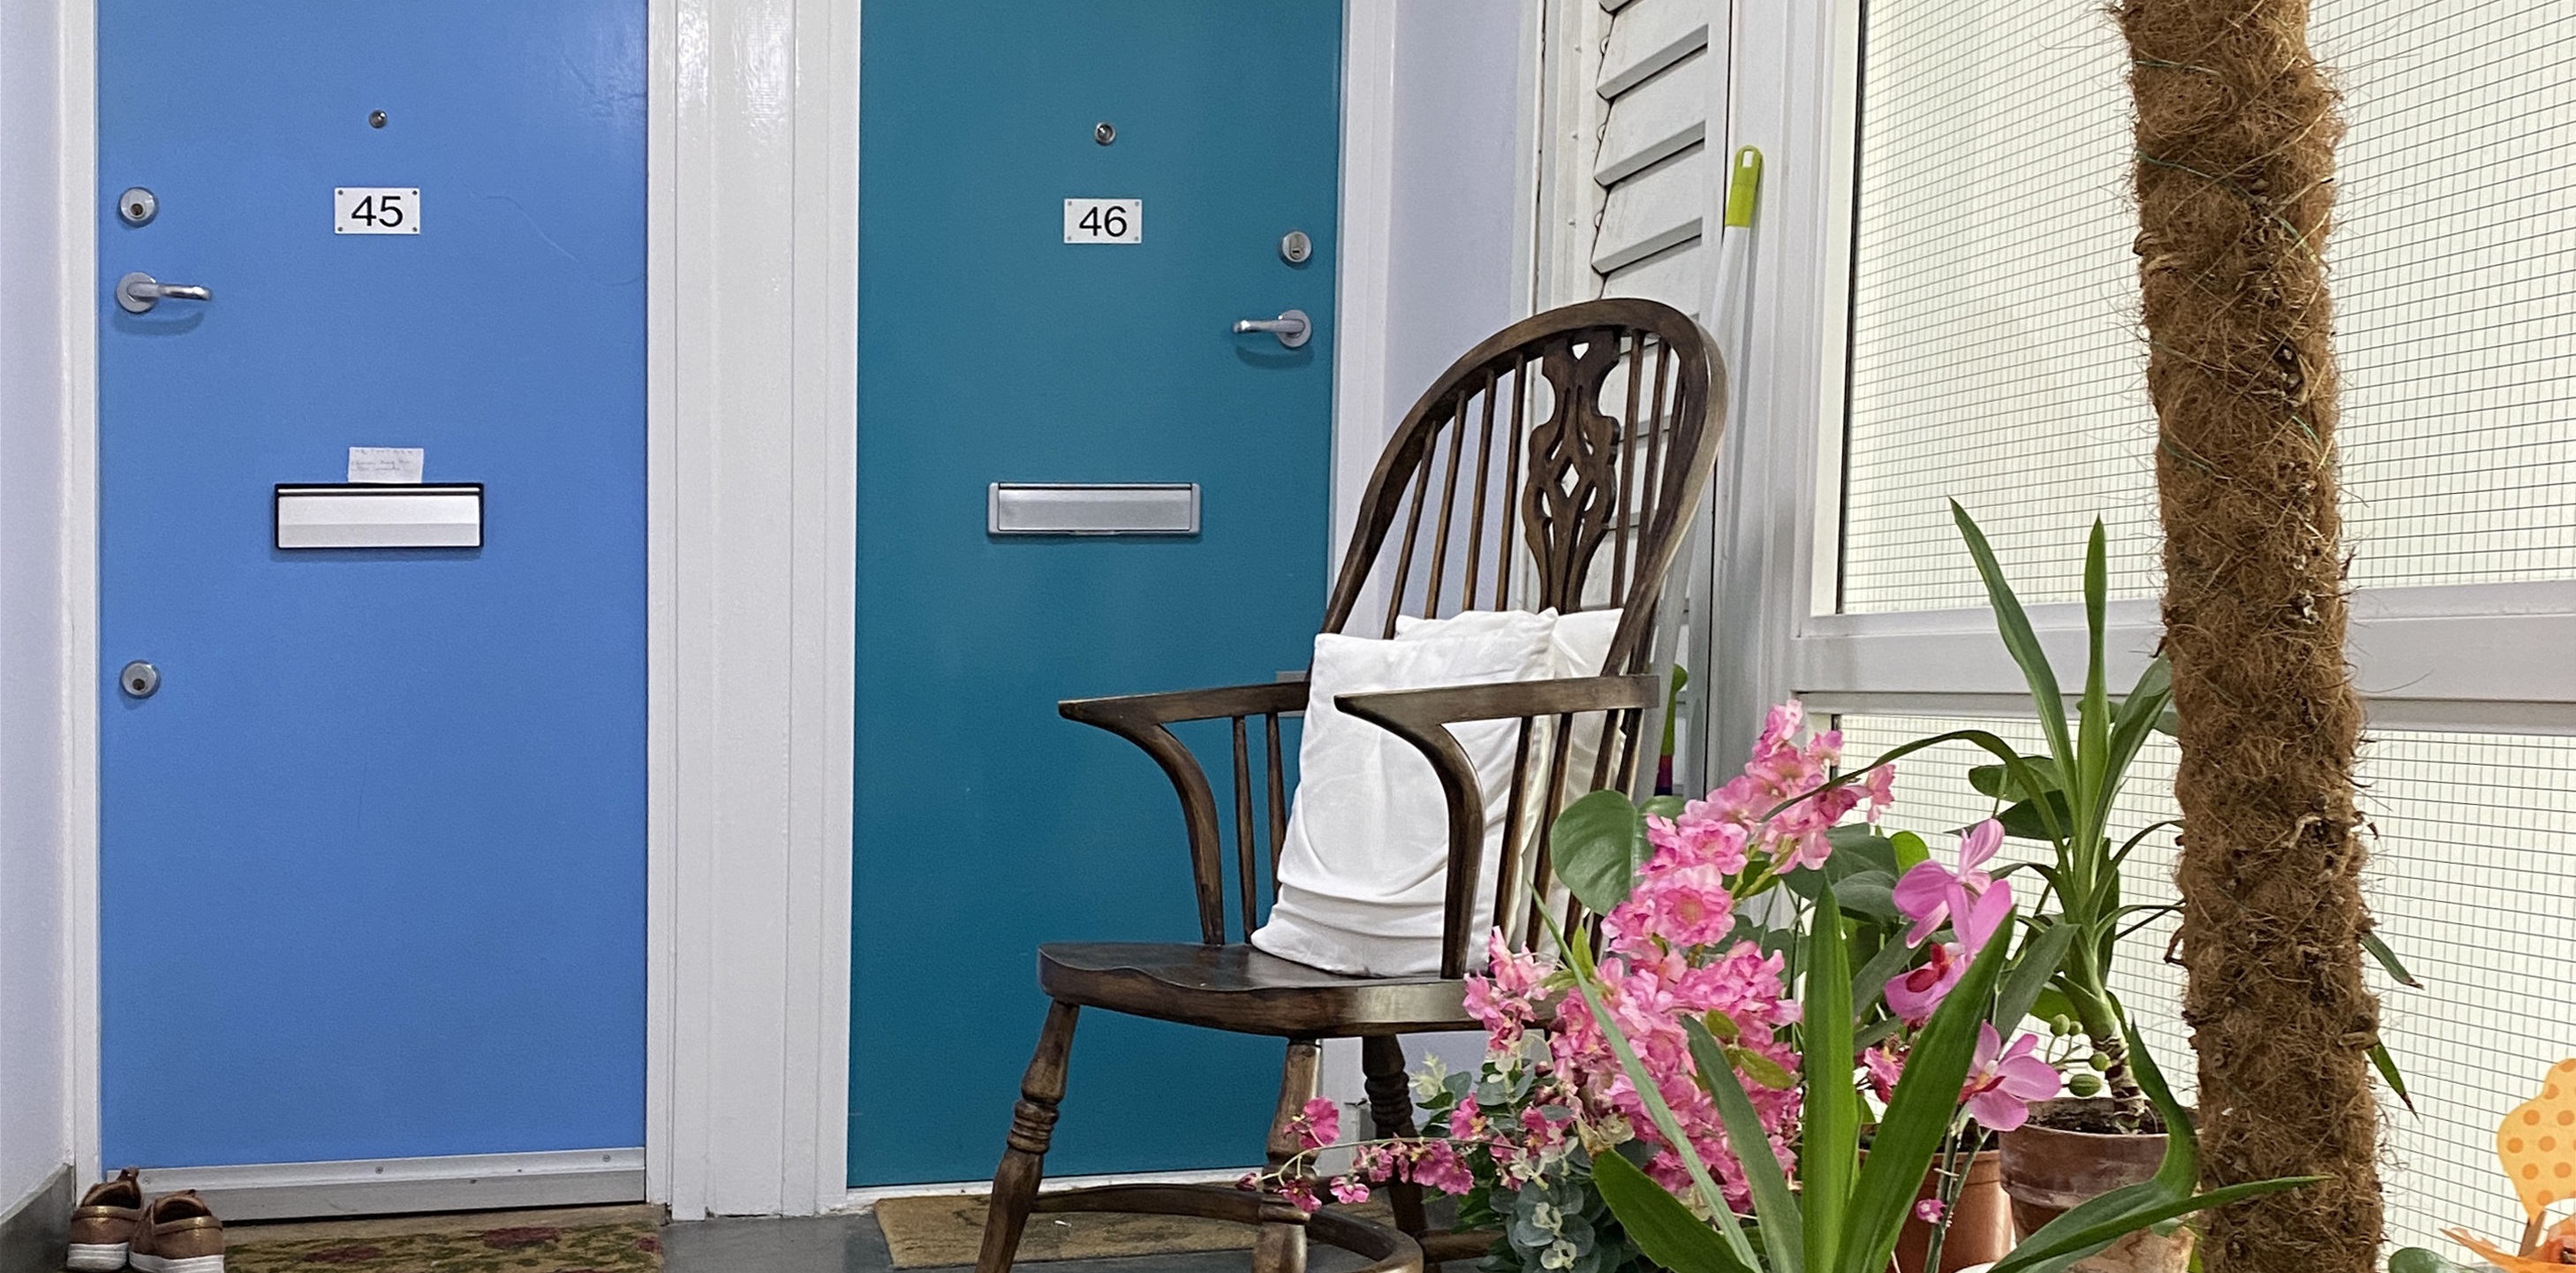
top-left (65, 1242), bottom-right (128, 1271)
top-left (128, 1254), bottom-right (223, 1273)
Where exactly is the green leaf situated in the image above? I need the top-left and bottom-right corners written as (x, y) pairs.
top-left (1988, 1178), bottom-right (2320, 1273)
top-left (1825, 825), bottom-right (1901, 878)
top-left (1952, 501), bottom-right (2074, 785)
top-left (1890, 830), bottom-right (1931, 872)
top-left (2103, 657), bottom-right (2172, 808)
top-left (1844, 925), bottom-right (2013, 1273)
top-left (1728, 1045), bottom-right (1798, 1090)
top-left (1590, 1147), bottom-right (1758, 1273)
top-left (1685, 1018), bottom-right (1803, 1273)
top-left (1552, 790), bottom-right (1651, 913)
top-left (1998, 792), bottom-right (2075, 841)
top-left (2073, 519), bottom-right (2112, 855)
top-left (2361, 929), bottom-right (2422, 989)
top-left (2028, 987), bottom-right (2077, 1027)
top-left (1802, 888), bottom-right (1856, 1273)
top-left (1998, 922), bottom-right (2078, 1028)
top-left (2372, 1040), bottom-right (2419, 1116)
top-left (1969, 756), bottom-right (2065, 802)
top-left (2389, 1248), bottom-right (2474, 1273)
top-left (1831, 872), bottom-right (1900, 921)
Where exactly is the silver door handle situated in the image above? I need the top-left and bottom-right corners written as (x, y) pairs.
top-left (1231, 308), bottom-right (1311, 349)
top-left (117, 271), bottom-right (214, 314)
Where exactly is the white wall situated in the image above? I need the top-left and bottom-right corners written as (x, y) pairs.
top-left (1322, 0), bottom-right (1534, 1116)
top-left (1379, 1), bottom-right (1530, 430)
top-left (0, 0), bottom-right (79, 1224)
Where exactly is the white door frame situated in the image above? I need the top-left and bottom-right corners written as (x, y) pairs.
top-left (49, 0), bottom-right (1390, 1221)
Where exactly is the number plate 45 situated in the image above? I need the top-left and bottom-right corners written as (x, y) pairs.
top-left (1062, 198), bottom-right (1140, 245)
top-left (336, 187), bottom-right (420, 235)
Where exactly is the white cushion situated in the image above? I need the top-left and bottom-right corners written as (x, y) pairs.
top-left (1250, 608), bottom-right (1624, 978)
top-left (1251, 610), bottom-right (1557, 976)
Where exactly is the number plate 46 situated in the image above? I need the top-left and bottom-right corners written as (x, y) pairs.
top-left (336, 187), bottom-right (420, 235)
top-left (1062, 198), bottom-right (1140, 245)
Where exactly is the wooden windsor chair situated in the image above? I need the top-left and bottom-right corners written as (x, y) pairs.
top-left (973, 299), bottom-right (1727, 1273)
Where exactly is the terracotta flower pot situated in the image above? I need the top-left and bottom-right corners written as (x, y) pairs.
top-left (1894, 1148), bottom-right (2011, 1273)
top-left (1997, 1098), bottom-right (2193, 1273)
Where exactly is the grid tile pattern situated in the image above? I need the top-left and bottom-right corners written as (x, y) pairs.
top-left (1836, 714), bottom-right (2576, 1250)
top-left (1840, 0), bottom-right (2576, 611)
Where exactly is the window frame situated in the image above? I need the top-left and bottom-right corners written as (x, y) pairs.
top-left (1702, 0), bottom-right (2576, 762)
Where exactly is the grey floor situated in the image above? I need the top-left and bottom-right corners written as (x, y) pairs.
top-left (664, 1212), bottom-right (1375, 1273)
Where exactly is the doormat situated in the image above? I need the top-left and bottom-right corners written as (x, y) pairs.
top-left (873, 1193), bottom-right (1394, 1269)
top-left (229, 1218), bottom-right (661, 1273)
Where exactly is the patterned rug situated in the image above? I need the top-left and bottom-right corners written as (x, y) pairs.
top-left (873, 1194), bottom-right (1394, 1269)
top-left (229, 1219), bottom-right (662, 1273)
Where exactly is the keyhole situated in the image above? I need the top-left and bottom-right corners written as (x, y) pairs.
top-left (129, 677), bottom-right (146, 693)
top-left (127, 201), bottom-right (147, 219)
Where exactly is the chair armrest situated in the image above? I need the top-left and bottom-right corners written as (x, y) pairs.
top-left (1058, 679), bottom-right (1310, 943)
top-left (1059, 679), bottom-right (1306, 730)
top-left (1335, 673), bottom-right (1661, 975)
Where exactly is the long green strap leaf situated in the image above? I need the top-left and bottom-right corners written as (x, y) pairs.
top-left (1843, 928), bottom-right (2012, 1273)
top-left (2074, 519), bottom-right (2111, 852)
top-left (1802, 889), bottom-right (1855, 1273)
top-left (1952, 501), bottom-right (2074, 785)
top-left (1590, 1148), bottom-right (1761, 1273)
top-left (1988, 1177), bottom-right (2323, 1273)
top-left (1997, 921), bottom-right (2078, 1028)
top-left (1685, 1018), bottom-right (1803, 1273)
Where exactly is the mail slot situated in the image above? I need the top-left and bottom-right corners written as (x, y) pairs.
top-left (275, 484), bottom-right (484, 549)
top-left (986, 482), bottom-right (1199, 536)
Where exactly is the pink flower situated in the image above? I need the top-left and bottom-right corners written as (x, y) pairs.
top-left (1278, 1178), bottom-right (1323, 1215)
top-left (1884, 941), bottom-right (1965, 1024)
top-left (1411, 1140), bottom-right (1476, 1195)
top-left (1329, 1178), bottom-right (1372, 1205)
top-left (1915, 1198), bottom-right (1945, 1224)
top-left (1287, 1097), bottom-right (1340, 1150)
top-left (1863, 1044), bottom-right (1907, 1102)
top-left (1960, 1024), bottom-right (2062, 1132)
top-left (1893, 819), bottom-right (2013, 951)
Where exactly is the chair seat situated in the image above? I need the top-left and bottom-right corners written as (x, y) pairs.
top-left (1038, 942), bottom-right (1473, 1037)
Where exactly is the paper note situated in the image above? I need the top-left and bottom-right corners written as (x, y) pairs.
top-left (347, 447), bottom-right (425, 484)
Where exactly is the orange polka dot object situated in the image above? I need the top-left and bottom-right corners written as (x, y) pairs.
top-left (2444, 1060), bottom-right (2576, 1270)
top-left (2502, 1062), bottom-right (2576, 1222)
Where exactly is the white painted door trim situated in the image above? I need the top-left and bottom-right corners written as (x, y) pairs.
top-left (648, 0), bottom-right (859, 1220)
top-left (54, 0), bottom-right (862, 1219)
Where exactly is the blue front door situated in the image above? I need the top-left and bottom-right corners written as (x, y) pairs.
top-left (852, 4), bottom-right (1344, 1184)
top-left (98, 2), bottom-right (647, 1166)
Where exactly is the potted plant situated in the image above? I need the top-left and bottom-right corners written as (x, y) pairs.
top-left (1857, 505), bottom-right (2413, 1262)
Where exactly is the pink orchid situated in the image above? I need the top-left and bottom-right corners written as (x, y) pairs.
top-left (1287, 1097), bottom-right (1340, 1150)
top-left (1883, 940), bottom-right (1965, 1024)
top-left (1863, 1044), bottom-right (1907, 1102)
top-left (1960, 1024), bottom-right (2062, 1132)
top-left (1915, 1198), bottom-right (1945, 1224)
top-left (1893, 819), bottom-right (2012, 951)
top-left (1328, 1178), bottom-right (1372, 1205)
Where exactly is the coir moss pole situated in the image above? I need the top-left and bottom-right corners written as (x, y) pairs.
top-left (2119, 1), bottom-right (2382, 1269)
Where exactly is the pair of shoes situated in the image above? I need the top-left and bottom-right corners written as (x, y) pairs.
top-left (67, 1171), bottom-right (225, 1273)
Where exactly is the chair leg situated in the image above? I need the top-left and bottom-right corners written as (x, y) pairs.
top-left (1361, 1035), bottom-right (1429, 1237)
top-left (976, 1000), bottom-right (1080, 1273)
top-left (1252, 1038), bottom-right (1323, 1273)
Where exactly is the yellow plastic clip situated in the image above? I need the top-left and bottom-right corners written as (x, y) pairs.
top-left (1723, 147), bottom-right (1764, 229)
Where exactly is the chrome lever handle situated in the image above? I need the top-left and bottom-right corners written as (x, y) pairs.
top-left (1231, 308), bottom-right (1311, 349)
top-left (117, 271), bottom-right (214, 314)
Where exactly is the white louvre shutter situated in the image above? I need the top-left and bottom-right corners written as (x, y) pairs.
top-left (1583, 0), bottom-right (1731, 315)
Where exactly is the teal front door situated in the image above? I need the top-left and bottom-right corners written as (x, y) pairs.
top-left (852, 4), bottom-right (1344, 1184)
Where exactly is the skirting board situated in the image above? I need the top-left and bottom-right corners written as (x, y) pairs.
top-left (138, 1148), bottom-right (646, 1221)
top-left (842, 1167), bottom-right (1251, 1212)
top-left (0, 1166), bottom-right (73, 1273)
